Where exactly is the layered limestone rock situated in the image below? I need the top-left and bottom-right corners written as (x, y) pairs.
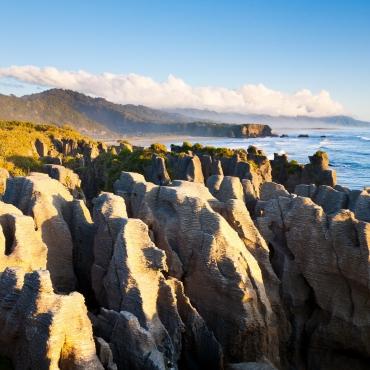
top-left (92, 196), bottom-right (222, 369)
top-left (257, 196), bottom-right (370, 369)
top-left (95, 337), bottom-right (117, 370)
top-left (145, 155), bottom-right (171, 185)
top-left (271, 153), bottom-right (304, 192)
top-left (355, 188), bottom-right (370, 222)
top-left (0, 201), bottom-right (47, 272)
top-left (91, 192), bottom-right (127, 306)
top-left (219, 152), bottom-right (271, 195)
top-left (271, 151), bottom-right (336, 192)
top-left (259, 182), bottom-right (290, 201)
top-left (294, 183), bottom-right (366, 218)
top-left (199, 154), bottom-right (224, 180)
top-left (43, 164), bottom-right (83, 198)
top-left (34, 138), bottom-right (49, 157)
top-left (310, 185), bottom-right (347, 214)
top-left (113, 172), bottom-right (146, 215)
top-left (167, 154), bottom-right (204, 183)
top-left (0, 267), bottom-right (103, 370)
top-left (118, 172), bottom-right (281, 366)
top-left (3, 172), bottom-right (77, 292)
top-left (206, 175), bottom-right (245, 202)
top-left (70, 199), bottom-right (96, 303)
top-left (301, 151), bottom-right (336, 186)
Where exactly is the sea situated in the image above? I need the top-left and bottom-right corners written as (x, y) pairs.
top-left (153, 126), bottom-right (370, 190)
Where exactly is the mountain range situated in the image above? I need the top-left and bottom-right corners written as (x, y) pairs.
top-left (0, 89), bottom-right (368, 137)
top-left (167, 108), bottom-right (370, 129)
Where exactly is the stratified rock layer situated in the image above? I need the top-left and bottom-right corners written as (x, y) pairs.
top-left (4, 173), bottom-right (76, 292)
top-left (257, 195), bottom-right (370, 369)
top-left (0, 201), bottom-right (47, 272)
top-left (0, 267), bottom-right (103, 370)
top-left (118, 172), bottom-right (281, 366)
top-left (92, 192), bottom-right (222, 369)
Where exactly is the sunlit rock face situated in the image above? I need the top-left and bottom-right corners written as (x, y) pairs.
top-left (355, 187), bottom-right (370, 222)
top-left (43, 164), bottom-right (83, 198)
top-left (0, 201), bottom-right (47, 272)
top-left (271, 151), bottom-right (337, 193)
top-left (0, 267), bottom-right (103, 370)
top-left (4, 173), bottom-right (76, 292)
top-left (91, 191), bottom-right (222, 370)
top-left (0, 164), bottom-right (368, 370)
top-left (206, 175), bottom-right (245, 203)
top-left (3, 172), bottom-right (77, 292)
top-left (117, 172), bottom-right (281, 366)
top-left (167, 154), bottom-right (204, 184)
top-left (257, 195), bottom-right (370, 369)
top-left (91, 192), bottom-right (127, 307)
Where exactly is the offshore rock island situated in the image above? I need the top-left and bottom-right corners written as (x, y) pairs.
top-left (0, 121), bottom-right (369, 370)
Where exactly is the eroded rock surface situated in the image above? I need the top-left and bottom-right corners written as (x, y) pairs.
top-left (167, 154), bottom-right (204, 183)
top-left (43, 164), bottom-right (83, 198)
top-left (118, 172), bottom-right (281, 366)
top-left (4, 172), bottom-right (77, 292)
top-left (257, 196), bottom-right (370, 369)
top-left (91, 192), bottom-right (127, 306)
top-left (0, 201), bottom-right (47, 272)
top-left (0, 267), bottom-right (103, 370)
top-left (355, 188), bottom-right (370, 222)
top-left (91, 195), bottom-right (223, 369)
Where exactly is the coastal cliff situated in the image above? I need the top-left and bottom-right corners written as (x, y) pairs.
top-left (0, 121), bottom-right (369, 370)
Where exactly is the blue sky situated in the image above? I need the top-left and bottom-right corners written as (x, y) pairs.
top-left (1, 0), bottom-right (370, 119)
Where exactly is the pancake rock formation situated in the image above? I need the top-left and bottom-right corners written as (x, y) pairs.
top-left (0, 267), bottom-right (103, 370)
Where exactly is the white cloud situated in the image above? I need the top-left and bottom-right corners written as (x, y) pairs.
top-left (0, 65), bottom-right (344, 117)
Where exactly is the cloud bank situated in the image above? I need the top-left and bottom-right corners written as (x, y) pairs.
top-left (0, 65), bottom-right (344, 117)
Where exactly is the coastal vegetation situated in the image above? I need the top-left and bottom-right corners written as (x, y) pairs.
top-left (0, 120), bottom-right (90, 175)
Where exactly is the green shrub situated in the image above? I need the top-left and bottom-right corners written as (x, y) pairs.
top-left (192, 143), bottom-right (203, 151)
top-left (182, 141), bottom-right (193, 151)
top-left (314, 150), bottom-right (326, 158)
top-left (150, 143), bottom-right (167, 154)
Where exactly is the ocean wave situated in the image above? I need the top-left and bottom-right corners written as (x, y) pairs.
top-left (359, 136), bottom-right (370, 141)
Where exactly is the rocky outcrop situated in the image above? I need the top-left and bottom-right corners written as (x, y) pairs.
top-left (259, 182), bottom-right (290, 201)
top-left (257, 195), bottom-right (370, 369)
top-left (3, 172), bottom-right (77, 292)
top-left (34, 138), bottom-right (48, 157)
top-left (0, 202), bottom-right (47, 272)
top-left (91, 192), bottom-right (127, 306)
top-left (219, 151), bottom-right (271, 193)
top-left (118, 172), bottom-right (281, 366)
top-left (95, 337), bottom-right (117, 370)
top-left (294, 183), bottom-right (368, 220)
top-left (43, 164), bottom-right (83, 198)
top-left (0, 267), bottom-right (103, 370)
top-left (70, 199), bottom-right (96, 304)
top-left (144, 155), bottom-right (171, 185)
top-left (1, 156), bottom-right (369, 370)
top-left (167, 154), bottom-right (204, 183)
top-left (91, 191), bottom-right (223, 369)
top-left (206, 175), bottom-right (245, 203)
top-left (272, 151), bottom-right (336, 192)
top-left (355, 188), bottom-right (370, 222)
top-left (301, 151), bottom-right (336, 186)
top-left (99, 219), bottom-right (181, 368)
